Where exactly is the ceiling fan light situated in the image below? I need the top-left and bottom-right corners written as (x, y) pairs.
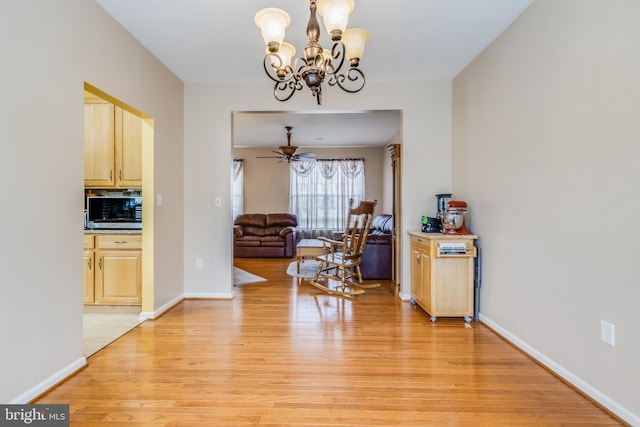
top-left (317, 0), bottom-right (354, 40)
top-left (342, 28), bottom-right (369, 65)
top-left (255, 8), bottom-right (290, 51)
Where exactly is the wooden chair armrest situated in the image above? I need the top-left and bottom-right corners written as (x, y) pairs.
top-left (318, 236), bottom-right (343, 246)
top-left (317, 236), bottom-right (344, 254)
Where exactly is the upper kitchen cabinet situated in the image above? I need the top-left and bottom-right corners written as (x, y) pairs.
top-left (84, 97), bottom-right (142, 189)
top-left (117, 107), bottom-right (143, 187)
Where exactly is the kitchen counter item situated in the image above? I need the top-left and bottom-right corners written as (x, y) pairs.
top-left (85, 229), bottom-right (141, 234)
top-left (441, 200), bottom-right (471, 235)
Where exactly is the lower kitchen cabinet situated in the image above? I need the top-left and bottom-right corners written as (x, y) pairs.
top-left (408, 231), bottom-right (477, 322)
top-left (84, 234), bottom-right (142, 305)
top-left (83, 235), bottom-right (95, 303)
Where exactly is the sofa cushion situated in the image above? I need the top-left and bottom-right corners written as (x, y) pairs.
top-left (264, 226), bottom-right (283, 236)
top-left (366, 234), bottom-right (391, 244)
top-left (371, 214), bottom-right (392, 234)
top-left (234, 214), bottom-right (266, 228)
top-left (260, 236), bottom-right (286, 247)
top-left (244, 226), bottom-right (265, 237)
top-left (266, 213), bottom-right (297, 227)
top-left (235, 236), bottom-right (262, 247)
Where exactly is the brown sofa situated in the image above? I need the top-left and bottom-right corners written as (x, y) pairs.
top-left (233, 213), bottom-right (297, 258)
top-left (360, 214), bottom-right (393, 279)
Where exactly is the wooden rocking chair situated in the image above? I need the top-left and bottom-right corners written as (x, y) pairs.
top-left (308, 200), bottom-right (381, 296)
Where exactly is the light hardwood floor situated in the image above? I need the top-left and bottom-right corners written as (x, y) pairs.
top-left (36, 257), bottom-right (624, 426)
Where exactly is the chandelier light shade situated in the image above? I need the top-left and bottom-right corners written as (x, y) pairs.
top-left (254, 8), bottom-right (290, 51)
top-left (317, 0), bottom-right (354, 40)
top-left (342, 28), bottom-right (369, 65)
top-left (254, 0), bottom-right (369, 105)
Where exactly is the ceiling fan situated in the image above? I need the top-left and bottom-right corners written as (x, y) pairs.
top-left (256, 126), bottom-right (317, 163)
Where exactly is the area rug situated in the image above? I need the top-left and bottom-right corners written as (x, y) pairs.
top-left (233, 267), bottom-right (267, 285)
top-left (286, 260), bottom-right (321, 279)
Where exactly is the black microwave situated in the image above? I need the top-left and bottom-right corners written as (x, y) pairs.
top-left (86, 196), bottom-right (142, 230)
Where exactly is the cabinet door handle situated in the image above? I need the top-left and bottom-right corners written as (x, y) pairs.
top-left (88, 258), bottom-right (92, 270)
top-left (119, 169), bottom-right (122, 181)
top-left (109, 170), bottom-right (113, 181)
top-left (98, 257), bottom-right (102, 270)
top-left (114, 241), bottom-right (128, 244)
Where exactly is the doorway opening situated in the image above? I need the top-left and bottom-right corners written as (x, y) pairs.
top-left (230, 110), bottom-right (402, 294)
top-left (82, 82), bottom-right (155, 356)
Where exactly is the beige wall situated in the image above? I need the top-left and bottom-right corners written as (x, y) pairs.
top-left (233, 146), bottom-right (390, 215)
top-left (453, 0), bottom-right (639, 423)
top-left (1, 0), bottom-right (184, 403)
top-left (183, 81), bottom-right (452, 299)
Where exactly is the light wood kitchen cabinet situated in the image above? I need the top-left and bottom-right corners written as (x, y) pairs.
top-left (116, 107), bottom-right (143, 188)
top-left (84, 233), bottom-right (142, 305)
top-left (84, 99), bottom-right (142, 189)
top-left (408, 231), bottom-right (477, 322)
top-left (83, 235), bottom-right (95, 304)
top-left (84, 102), bottom-right (115, 187)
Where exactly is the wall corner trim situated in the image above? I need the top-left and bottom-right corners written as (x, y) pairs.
top-left (140, 295), bottom-right (185, 320)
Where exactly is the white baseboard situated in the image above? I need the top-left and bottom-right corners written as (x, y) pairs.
top-left (10, 357), bottom-right (86, 404)
top-left (479, 313), bottom-right (639, 426)
top-left (183, 292), bottom-right (233, 299)
top-left (139, 294), bottom-right (184, 320)
top-left (139, 292), bottom-right (234, 321)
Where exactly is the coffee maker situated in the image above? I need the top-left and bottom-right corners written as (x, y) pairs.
top-left (421, 193), bottom-right (452, 233)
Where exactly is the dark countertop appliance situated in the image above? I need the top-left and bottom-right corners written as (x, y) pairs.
top-left (421, 193), bottom-right (452, 233)
top-left (86, 196), bottom-right (142, 230)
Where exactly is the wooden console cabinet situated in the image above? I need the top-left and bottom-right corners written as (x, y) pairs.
top-left (408, 231), bottom-right (477, 322)
top-left (84, 233), bottom-right (142, 305)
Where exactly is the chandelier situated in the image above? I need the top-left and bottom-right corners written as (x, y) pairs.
top-left (254, 0), bottom-right (369, 105)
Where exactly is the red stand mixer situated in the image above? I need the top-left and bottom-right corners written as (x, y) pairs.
top-left (441, 200), bottom-right (471, 235)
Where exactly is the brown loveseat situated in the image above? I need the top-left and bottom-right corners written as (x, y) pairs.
top-left (233, 213), bottom-right (297, 258)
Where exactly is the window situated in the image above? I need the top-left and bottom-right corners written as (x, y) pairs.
top-left (232, 159), bottom-right (243, 220)
top-left (289, 159), bottom-right (365, 232)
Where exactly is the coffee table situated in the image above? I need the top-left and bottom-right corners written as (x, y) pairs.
top-left (295, 239), bottom-right (326, 273)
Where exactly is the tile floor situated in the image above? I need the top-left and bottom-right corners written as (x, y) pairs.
top-left (83, 312), bottom-right (144, 357)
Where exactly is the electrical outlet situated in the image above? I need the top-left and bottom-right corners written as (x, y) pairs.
top-left (156, 193), bottom-right (163, 206)
top-left (600, 321), bottom-right (615, 346)
top-left (196, 258), bottom-right (204, 270)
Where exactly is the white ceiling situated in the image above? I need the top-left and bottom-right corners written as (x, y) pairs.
top-left (96, 0), bottom-right (534, 148)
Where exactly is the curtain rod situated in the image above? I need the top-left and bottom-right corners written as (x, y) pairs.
top-left (310, 158), bottom-right (365, 161)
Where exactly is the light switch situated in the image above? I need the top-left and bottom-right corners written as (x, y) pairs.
top-left (215, 196), bottom-right (222, 207)
top-left (156, 194), bottom-right (163, 206)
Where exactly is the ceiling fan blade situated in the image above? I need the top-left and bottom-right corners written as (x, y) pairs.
top-left (256, 156), bottom-right (283, 159)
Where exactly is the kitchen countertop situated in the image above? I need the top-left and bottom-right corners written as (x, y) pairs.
top-left (84, 229), bottom-right (142, 234)
top-left (408, 230), bottom-right (478, 239)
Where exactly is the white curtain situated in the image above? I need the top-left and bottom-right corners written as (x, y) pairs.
top-left (289, 159), bottom-right (365, 232)
top-left (232, 159), bottom-right (243, 220)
